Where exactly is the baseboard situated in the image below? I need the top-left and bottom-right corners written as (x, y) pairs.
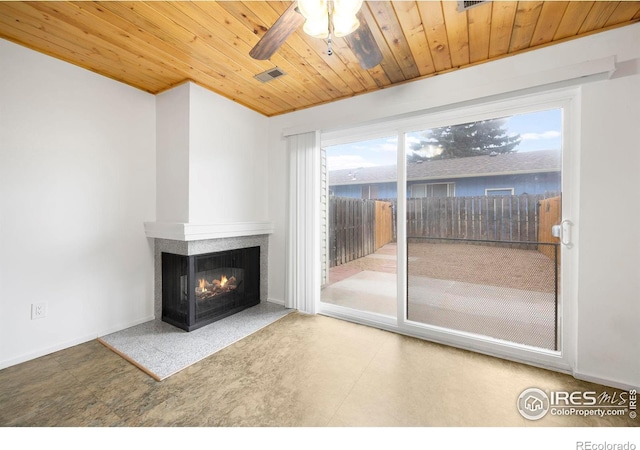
top-left (266, 297), bottom-right (285, 306)
top-left (573, 371), bottom-right (639, 391)
top-left (97, 314), bottom-right (156, 337)
top-left (0, 333), bottom-right (97, 370)
top-left (0, 314), bottom-right (156, 371)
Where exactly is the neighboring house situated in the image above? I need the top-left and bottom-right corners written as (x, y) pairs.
top-left (329, 149), bottom-right (561, 199)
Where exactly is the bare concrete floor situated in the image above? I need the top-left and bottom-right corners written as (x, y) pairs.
top-left (0, 312), bottom-right (636, 429)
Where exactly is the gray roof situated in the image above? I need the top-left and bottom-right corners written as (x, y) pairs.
top-left (329, 149), bottom-right (561, 186)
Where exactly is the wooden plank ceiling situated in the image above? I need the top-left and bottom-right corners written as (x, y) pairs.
top-left (1, 1), bottom-right (639, 116)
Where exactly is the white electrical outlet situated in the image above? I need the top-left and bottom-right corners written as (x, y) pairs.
top-left (31, 302), bottom-right (47, 320)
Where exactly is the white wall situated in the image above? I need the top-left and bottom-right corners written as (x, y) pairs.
top-left (156, 83), bottom-right (190, 223)
top-left (154, 82), bottom-right (270, 226)
top-left (188, 83), bottom-right (269, 224)
top-left (575, 62), bottom-right (640, 388)
top-left (267, 24), bottom-right (640, 389)
top-left (0, 39), bottom-right (156, 368)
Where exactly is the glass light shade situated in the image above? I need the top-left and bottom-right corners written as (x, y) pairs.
top-left (333, 0), bottom-right (363, 17)
top-left (303, 16), bottom-right (329, 38)
top-left (298, 0), bottom-right (329, 38)
top-left (298, 0), bottom-right (328, 20)
top-left (298, 0), bottom-right (363, 39)
top-left (332, 13), bottom-right (360, 37)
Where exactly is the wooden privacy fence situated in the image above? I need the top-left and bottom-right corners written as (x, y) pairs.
top-left (328, 198), bottom-right (393, 267)
top-left (404, 193), bottom-right (559, 245)
top-left (375, 201), bottom-right (394, 249)
top-left (538, 196), bottom-right (562, 259)
top-left (328, 194), bottom-right (560, 268)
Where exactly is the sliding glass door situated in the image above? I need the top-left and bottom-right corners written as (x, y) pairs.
top-left (320, 135), bottom-right (398, 322)
top-left (317, 90), bottom-right (578, 371)
top-left (404, 109), bottom-right (563, 351)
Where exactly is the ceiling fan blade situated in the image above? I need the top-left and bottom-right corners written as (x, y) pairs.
top-left (249, 3), bottom-right (305, 60)
top-left (345, 11), bottom-right (383, 70)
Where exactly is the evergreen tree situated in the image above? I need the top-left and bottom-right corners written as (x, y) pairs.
top-left (408, 118), bottom-right (521, 162)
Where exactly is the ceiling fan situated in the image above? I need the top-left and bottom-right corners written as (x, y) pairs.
top-left (249, 0), bottom-right (383, 70)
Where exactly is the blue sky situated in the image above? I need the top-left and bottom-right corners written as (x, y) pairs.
top-left (326, 108), bottom-right (562, 171)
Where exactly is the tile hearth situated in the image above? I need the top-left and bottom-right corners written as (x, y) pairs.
top-left (99, 302), bottom-right (291, 381)
top-left (99, 232), bottom-right (283, 380)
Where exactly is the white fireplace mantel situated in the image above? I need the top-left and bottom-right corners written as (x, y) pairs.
top-left (144, 221), bottom-right (274, 241)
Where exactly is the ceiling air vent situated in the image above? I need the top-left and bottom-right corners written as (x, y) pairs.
top-left (254, 67), bottom-right (286, 83)
top-left (457, 1), bottom-right (488, 12)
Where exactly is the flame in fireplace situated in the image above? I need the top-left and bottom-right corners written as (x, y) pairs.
top-left (194, 274), bottom-right (237, 301)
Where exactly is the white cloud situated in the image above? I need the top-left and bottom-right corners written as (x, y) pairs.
top-left (405, 135), bottom-right (422, 146)
top-left (521, 131), bottom-right (561, 140)
top-left (327, 155), bottom-right (376, 171)
top-left (376, 142), bottom-right (398, 153)
top-left (350, 140), bottom-right (397, 153)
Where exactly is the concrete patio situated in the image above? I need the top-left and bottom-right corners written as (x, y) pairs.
top-left (321, 242), bottom-right (557, 350)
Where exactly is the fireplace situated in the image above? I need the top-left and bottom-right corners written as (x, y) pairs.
top-left (161, 246), bottom-right (260, 331)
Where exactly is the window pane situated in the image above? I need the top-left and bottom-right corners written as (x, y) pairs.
top-left (431, 183), bottom-right (448, 198)
top-left (405, 108), bottom-right (562, 350)
top-left (486, 188), bottom-right (514, 196)
top-left (411, 184), bottom-right (426, 198)
top-left (322, 135), bottom-right (398, 318)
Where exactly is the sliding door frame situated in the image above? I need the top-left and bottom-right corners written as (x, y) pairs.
top-left (318, 86), bottom-right (581, 374)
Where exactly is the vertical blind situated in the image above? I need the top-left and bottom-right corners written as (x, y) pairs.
top-left (285, 131), bottom-right (321, 314)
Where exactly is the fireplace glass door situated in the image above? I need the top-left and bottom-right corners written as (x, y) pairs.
top-left (162, 246), bottom-right (260, 331)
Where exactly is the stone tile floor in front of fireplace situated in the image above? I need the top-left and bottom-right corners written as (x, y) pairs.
top-left (98, 302), bottom-right (292, 380)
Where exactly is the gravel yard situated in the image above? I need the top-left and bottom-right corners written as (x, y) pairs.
top-left (329, 241), bottom-right (557, 294)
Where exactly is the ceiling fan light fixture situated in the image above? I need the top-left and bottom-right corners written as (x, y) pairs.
top-left (298, 0), bottom-right (362, 38)
top-left (298, 0), bottom-right (327, 21)
top-left (298, 0), bottom-right (328, 37)
top-left (303, 16), bottom-right (330, 38)
top-left (332, 13), bottom-right (359, 37)
top-left (333, 0), bottom-right (363, 17)
top-left (249, 1), bottom-right (382, 69)
top-left (332, 0), bottom-right (363, 36)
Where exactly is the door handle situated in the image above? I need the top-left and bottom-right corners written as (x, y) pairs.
top-left (558, 219), bottom-right (573, 248)
top-left (551, 220), bottom-right (573, 247)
